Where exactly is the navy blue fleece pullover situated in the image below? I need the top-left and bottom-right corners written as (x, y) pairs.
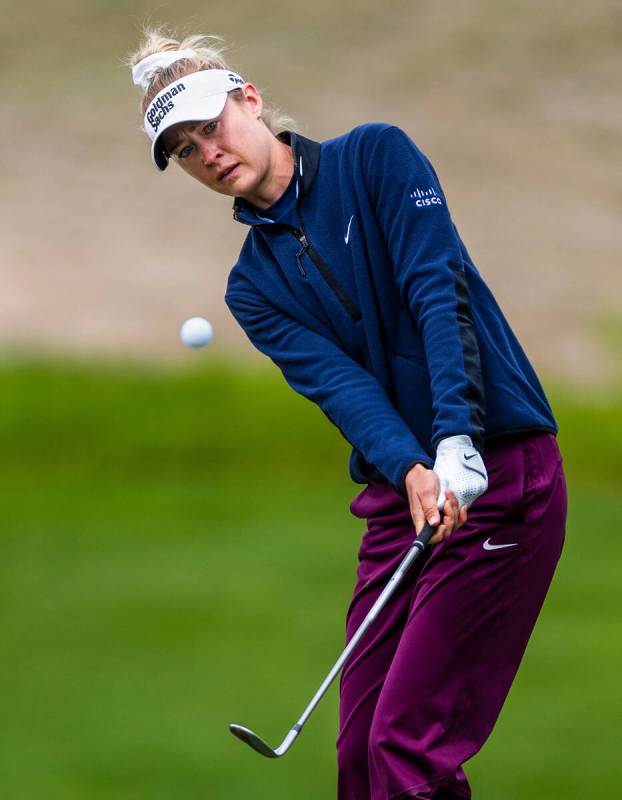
top-left (225, 123), bottom-right (557, 495)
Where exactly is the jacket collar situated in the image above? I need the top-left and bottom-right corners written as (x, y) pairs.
top-left (232, 129), bottom-right (321, 224)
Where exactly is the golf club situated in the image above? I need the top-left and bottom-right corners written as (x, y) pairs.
top-left (229, 516), bottom-right (439, 758)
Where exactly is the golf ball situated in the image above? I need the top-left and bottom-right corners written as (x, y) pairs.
top-left (180, 317), bottom-right (213, 348)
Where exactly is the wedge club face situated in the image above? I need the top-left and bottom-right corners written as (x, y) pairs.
top-left (229, 724), bottom-right (279, 758)
top-left (229, 724), bottom-right (300, 758)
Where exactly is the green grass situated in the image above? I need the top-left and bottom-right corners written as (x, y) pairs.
top-left (0, 357), bottom-right (620, 798)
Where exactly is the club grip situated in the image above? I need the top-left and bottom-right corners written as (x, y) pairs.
top-left (415, 517), bottom-right (440, 548)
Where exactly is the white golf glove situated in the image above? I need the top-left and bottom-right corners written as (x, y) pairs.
top-left (433, 434), bottom-right (488, 511)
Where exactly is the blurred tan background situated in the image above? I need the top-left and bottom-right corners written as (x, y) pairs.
top-left (2, 0), bottom-right (621, 383)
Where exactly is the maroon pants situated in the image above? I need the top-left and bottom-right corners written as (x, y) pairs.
top-left (336, 432), bottom-right (567, 799)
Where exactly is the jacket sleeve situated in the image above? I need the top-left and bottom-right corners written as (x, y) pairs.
top-left (225, 277), bottom-right (434, 492)
top-left (364, 125), bottom-right (486, 453)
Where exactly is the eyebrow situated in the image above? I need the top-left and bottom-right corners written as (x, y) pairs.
top-left (166, 132), bottom-right (183, 153)
top-left (165, 121), bottom-right (212, 154)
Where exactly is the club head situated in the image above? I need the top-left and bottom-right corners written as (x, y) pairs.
top-left (229, 724), bottom-right (280, 758)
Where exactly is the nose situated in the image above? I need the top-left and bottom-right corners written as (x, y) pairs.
top-left (197, 139), bottom-right (222, 168)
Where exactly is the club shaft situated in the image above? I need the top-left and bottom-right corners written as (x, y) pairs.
top-left (291, 523), bottom-right (434, 733)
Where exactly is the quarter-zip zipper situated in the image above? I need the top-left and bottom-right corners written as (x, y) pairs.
top-left (263, 222), bottom-right (362, 321)
top-left (234, 189), bottom-right (362, 321)
top-left (305, 238), bottom-right (362, 321)
top-left (294, 210), bottom-right (361, 321)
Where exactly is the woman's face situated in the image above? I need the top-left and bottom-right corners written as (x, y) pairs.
top-left (161, 83), bottom-right (277, 201)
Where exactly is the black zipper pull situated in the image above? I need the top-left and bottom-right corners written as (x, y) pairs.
top-left (295, 233), bottom-right (309, 277)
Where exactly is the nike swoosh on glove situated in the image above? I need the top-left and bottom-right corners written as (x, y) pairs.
top-left (433, 434), bottom-right (488, 510)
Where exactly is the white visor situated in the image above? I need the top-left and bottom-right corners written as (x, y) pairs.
top-left (143, 69), bottom-right (245, 171)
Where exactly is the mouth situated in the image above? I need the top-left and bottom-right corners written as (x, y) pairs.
top-left (219, 163), bottom-right (240, 181)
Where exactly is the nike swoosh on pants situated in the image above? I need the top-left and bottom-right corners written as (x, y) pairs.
top-left (483, 538), bottom-right (518, 551)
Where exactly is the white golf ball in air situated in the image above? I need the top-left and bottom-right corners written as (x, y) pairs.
top-left (180, 317), bottom-right (213, 348)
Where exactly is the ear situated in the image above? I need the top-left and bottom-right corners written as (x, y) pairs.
top-left (240, 82), bottom-right (263, 117)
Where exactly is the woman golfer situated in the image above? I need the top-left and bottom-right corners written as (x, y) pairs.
top-left (129, 30), bottom-right (567, 800)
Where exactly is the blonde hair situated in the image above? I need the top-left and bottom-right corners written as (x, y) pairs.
top-left (127, 27), bottom-right (298, 136)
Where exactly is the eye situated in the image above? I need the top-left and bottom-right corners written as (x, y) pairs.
top-left (176, 144), bottom-right (193, 160)
top-left (202, 121), bottom-right (218, 135)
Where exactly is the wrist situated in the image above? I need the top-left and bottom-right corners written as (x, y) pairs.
top-left (436, 434), bottom-right (474, 455)
top-left (400, 460), bottom-right (432, 496)
top-left (405, 461), bottom-right (431, 482)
